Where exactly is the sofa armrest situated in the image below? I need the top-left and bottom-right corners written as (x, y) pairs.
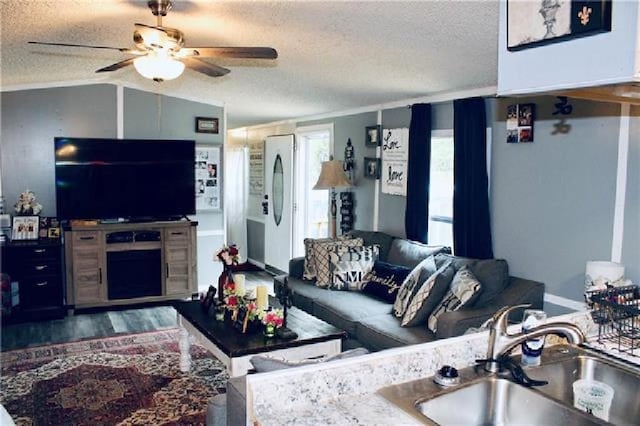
top-left (289, 256), bottom-right (305, 279)
top-left (435, 276), bottom-right (545, 339)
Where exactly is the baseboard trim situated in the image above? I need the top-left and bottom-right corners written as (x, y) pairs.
top-left (248, 258), bottom-right (266, 269)
top-left (544, 293), bottom-right (586, 311)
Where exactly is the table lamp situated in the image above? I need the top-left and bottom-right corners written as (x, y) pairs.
top-left (313, 159), bottom-right (352, 238)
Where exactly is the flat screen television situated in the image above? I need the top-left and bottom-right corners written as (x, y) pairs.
top-left (55, 137), bottom-right (195, 220)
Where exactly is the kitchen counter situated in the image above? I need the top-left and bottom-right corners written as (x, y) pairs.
top-left (246, 311), bottom-right (610, 425)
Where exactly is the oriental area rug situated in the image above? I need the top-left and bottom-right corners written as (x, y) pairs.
top-left (0, 328), bottom-right (228, 426)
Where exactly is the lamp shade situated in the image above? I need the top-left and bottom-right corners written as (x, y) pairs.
top-left (313, 160), bottom-right (352, 189)
top-left (133, 53), bottom-right (185, 81)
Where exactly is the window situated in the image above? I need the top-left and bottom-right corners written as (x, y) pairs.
top-left (428, 131), bottom-right (453, 248)
top-left (293, 124), bottom-right (332, 256)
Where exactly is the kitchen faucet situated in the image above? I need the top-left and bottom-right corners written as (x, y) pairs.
top-left (484, 304), bottom-right (585, 373)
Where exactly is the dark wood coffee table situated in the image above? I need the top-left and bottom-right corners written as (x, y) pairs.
top-left (173, 300), bottom-right (346, 377)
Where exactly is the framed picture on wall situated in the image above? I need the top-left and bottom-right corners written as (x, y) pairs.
top-left (195, 117), bottom-right (219, 134)
top-left (506, 103), bottom-right (535, 143)
top-left (364, 157), bottom-right (381, 179)
top-left (365, 125), bottom-right (381, 147)
top-left (195, 145), bottom-right (222, 211)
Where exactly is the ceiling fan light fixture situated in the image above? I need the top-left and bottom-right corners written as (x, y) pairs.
top-left (133, 53), bottom-right (185, 82)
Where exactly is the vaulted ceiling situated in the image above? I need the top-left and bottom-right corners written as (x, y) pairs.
top-left (1, 1), bottom-right (500, 128)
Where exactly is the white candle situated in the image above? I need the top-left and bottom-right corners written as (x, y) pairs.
top-left (235, 274), bottom-right (246, 297)
top-left (256, 285), bottom-right (268, 311)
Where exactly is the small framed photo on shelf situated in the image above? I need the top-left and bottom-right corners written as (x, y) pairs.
top-left (195, 117), bottom-right (219, 134)
top-left (364, 157), bottom-right (381, 179)
top-left (48, 227), bottom-right (61, 239)
top-left (365, 125), bottom-right (381, 147)
top-left (12, 216), bottom-right (39, 241)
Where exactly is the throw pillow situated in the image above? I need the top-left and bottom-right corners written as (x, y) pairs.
top-left (302, 236), bottom-right (352, 280)
top-left (469, 259), bottom-right (509, 307)
top-left (250, 347), bottom-right (370, 372)
top-left (401, 261), bottom-right (455, 327)
top-left (427, 265), bottom-right (483, 333)
top-left (361, 261), bottom-right (412, 303)
top-left (392, 255), bottom-right (437, 318)
top-left (329, 245), bottom-right (379, 291)
top-left (313, 238), bottom-right (363, 288)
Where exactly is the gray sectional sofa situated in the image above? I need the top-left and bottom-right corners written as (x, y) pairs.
top-left (274, 230), bottom-right (545, 351)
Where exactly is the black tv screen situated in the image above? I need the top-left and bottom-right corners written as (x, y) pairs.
top-left (55, 137), bottom-right (195, 220)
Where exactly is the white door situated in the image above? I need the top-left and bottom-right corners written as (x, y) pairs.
top-left (264, 135), bottom-right (294, 273)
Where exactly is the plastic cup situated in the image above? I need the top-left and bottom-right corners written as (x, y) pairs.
top-left (573, 379), bottom-right (614, 421)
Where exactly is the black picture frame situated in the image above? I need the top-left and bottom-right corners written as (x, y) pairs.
top-left (364, 157), bottom-right (381, 179)
top-left (365, 125), bottom-right (381, 147)
top-left (507, 0), bottom-right (612, 51)
top-left (195, 117), bottom-right (220, 134)
top-left (506, 103), bottom-right (536, 143)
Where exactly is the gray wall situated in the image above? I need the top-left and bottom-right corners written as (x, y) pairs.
top-left (622, 106), bottom-right (640, 288)
top-left (1, 84), bottom-right (225, 292)
top-left (1, 85), bottom-right (117, 215)
top-left (491, 97), bottom-right (621, 300)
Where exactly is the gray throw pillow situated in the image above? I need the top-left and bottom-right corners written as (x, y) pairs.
top-left (401, 261), bottom-right (455, 327)
top-left (249, 347), bottom-right (370, 373)
top-left (392, 256), bottom-right (437, 318)
top-left (427, 265), bottom-right (483, 332)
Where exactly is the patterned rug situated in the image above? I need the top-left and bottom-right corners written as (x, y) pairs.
top-left (0, 328), bottom-right (229, 426)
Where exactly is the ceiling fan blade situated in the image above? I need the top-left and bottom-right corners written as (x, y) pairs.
top-left (183, 57), bottom-right (230, 77)
top-left (28, 41), bottom-right (138, 54)
top-left (179, 47), bottom-right (278, 59)
top-left (96, 57), bottom-right (136, 73)
top-left (134, 23), bottom-right (169, 34)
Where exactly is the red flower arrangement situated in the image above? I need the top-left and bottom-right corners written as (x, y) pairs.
top-left (215, 244), bottom-right (240, 266)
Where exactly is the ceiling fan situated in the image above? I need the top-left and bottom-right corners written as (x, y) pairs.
top-left (28, 0), bottom-right (278, 82)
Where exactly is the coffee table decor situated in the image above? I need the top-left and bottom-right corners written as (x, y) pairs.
top-left (259, 308), bottom-right (284, 337)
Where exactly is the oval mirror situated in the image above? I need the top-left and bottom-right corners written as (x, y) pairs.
top-left (272, 154), bottom-right (284, 226)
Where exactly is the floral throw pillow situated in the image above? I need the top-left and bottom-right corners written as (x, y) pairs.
top-left (313, 238), bottom-right (364, 288)
top-left (427, 265), bottom-right (483, 333)
top-left (329, 245), bottom-right (379, 291)
top-left (392, 255), bottom-right (437, 318)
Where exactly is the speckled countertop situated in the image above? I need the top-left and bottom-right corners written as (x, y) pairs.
top-left (246, 312), bottom-right (598, 425)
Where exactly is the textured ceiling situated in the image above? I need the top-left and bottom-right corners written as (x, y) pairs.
top-left (0, 0), bottom-right (499, 129)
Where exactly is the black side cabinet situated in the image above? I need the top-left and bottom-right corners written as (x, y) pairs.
top-left (1, 239), bottom-right (66, 323)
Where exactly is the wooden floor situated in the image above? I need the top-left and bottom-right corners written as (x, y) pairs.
top-left (1, 270), bottom-right (274, 352)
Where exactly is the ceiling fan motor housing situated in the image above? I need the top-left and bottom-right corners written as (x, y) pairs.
top-left (148, 0), bottom-right (172, 17)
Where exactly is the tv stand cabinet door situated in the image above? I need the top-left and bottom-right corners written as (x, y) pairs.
top-left (164, 226), bottom-right (193, 295)
top-left (71, 231), bottom-right (106, 304)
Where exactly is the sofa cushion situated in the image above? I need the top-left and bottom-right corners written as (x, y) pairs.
top-left (279, 277), bottom-right (326, 313)
top-left (361, 261), bottom-right (412, 303)
top-left (328, 245), bottom-right (379, 291)
top-left (387, 239), bottom-right (450, 269)
top-left (401, 260), bottom-right (455, 327)
top-left (249, 347), bottom-right (370, 372)
top-left (311, 290), bottom-right (392, 335)
top-left (434, 254), bottom-right (509, 308)
top-left (427, 265), bottom-right (483, 332)
top-left (347, 230), bottom-right (395, 262)
top-left (393, 256), bottom-right (437, 318)
top-left (313, 238), bottom-right (364, 287)
top-left (355, 313), bottom-right (437, 350)
top-left (469, 259), bottom-right (509, 307)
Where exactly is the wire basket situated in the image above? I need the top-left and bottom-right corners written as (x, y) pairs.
top-left (587, 285), bottom-right (640, 357)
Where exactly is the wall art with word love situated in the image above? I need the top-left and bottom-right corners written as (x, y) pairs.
top-left (381, 127), bottom-right (409, 196)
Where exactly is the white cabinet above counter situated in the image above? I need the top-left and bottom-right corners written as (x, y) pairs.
top-left (497, 0), bottom-right (640, 104)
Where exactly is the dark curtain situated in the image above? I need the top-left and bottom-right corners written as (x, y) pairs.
top-left (404, 103), bottom-right (431, 243)
top-left (453, 97), bottom-right (493, 259)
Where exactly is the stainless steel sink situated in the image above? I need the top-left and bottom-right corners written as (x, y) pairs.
top-left (378, 345), bottom-right (640, 425)
top-left (529, 352), bottom-right (640, 425)
top-left (416, 377), bottom-right (602, 426)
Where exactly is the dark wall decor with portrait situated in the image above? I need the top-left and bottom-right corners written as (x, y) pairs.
top-left (507, 0), bottom-right (612, 51)
top-left (365, 125), bottom-right (381, 147)
top-left (506, 103), bottom-right (535, 143)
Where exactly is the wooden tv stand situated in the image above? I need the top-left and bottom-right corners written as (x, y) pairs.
top-left (64, 220), bottom-right (197, 309)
